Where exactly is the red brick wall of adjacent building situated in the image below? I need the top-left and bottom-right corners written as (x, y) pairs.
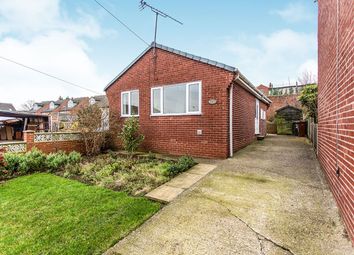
top-left (266, 95), bottom-right (302, 121)
top-left (106, 47), bottom-right (267, 158)
top-left (232, 84), bottom-right (267, 152)
top-left (257, 84), bottom-right (270, 95)
top-left (318, 0), bottom-right (354, 243)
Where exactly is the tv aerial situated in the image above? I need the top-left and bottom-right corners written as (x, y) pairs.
top-left (139, 1), bottom-right (183, 51)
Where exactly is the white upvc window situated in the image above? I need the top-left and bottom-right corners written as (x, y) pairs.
top-left (151, 81), bottom-right (202, 116)
top-left (260, 109), bottom-right (266, 120)
top-left (121, 90), bottom-right (139, 117)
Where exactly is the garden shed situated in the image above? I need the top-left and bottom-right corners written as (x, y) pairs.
top-left (0, 110), bottom-right (49, 141)
top-left (275, 105), bottom-right (303, 135)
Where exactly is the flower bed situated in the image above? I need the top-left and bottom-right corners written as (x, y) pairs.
top-left (0, 149), bottom-right (197, 196)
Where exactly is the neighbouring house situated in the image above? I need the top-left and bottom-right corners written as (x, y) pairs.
top-left (0, 103), bottom-right (16, 112)
top-left (257, 83), bottom-right (305, 121)
top-left (105, 43), bottom-right (271, 159)
top-left (257, 83), bottom-right (306, 135)
top-left (32, 96), bottom-right (109, 131)
top-left (318, 0), bottom-right (353, 243)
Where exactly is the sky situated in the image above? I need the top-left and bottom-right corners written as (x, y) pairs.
top-left (0, 0), bottom-right (318, 109)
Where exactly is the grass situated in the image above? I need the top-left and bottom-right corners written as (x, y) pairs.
top-left (0, 173), bottom-right (160, 255)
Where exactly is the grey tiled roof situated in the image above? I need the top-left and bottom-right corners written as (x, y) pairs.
top-left (0, 103), bottom-right (16, 111)
top-left (92, 95), bottom-right (108, 108)
top-left (155, 44), bottom-right (237, 72)
top-left (104, 43), bottom-right (237, 91)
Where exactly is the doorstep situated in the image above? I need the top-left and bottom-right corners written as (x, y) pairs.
top-left (145, 163), bottom-right (216, 203)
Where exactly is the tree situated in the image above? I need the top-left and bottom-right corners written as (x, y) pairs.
top-left (298, 84), bottom-right (318, 122)
top-left (120, 117), bottom-right (144, 156)
top-left (21, 100), bottom-right (35, 111)
top-left (77, 104), bottom-right (107, 155)
top-left (298, 70), bottom-right (317, 85)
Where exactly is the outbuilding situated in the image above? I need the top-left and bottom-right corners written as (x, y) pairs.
top-left (105, 43), bottom-right (271, 158)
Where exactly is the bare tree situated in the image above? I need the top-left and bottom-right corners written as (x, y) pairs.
top-left (297, 70), bottom-right (317, 85)
top-left (77, 104), bottom-right (107, 155)
top-left (21, 100), bottom-right (35, 111)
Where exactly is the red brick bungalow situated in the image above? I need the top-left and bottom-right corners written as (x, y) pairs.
top-left (105, 44), bottom-right (271, 158)
top-left (318, 0), bottom-right (354, 243)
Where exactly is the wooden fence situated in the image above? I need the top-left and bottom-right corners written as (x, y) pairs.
top-left (307, 118), bottom-right (318, 153)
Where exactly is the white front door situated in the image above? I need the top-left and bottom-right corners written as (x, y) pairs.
top-left (255, 99), bottom-right (260, 134)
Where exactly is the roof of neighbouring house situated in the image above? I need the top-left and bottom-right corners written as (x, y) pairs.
top-left (276, 105), bottom-right (302, 112)
top-left (0, 110), bottom-right (49, 119)
top-left (33, 95), bottom-right (108, 113)
top-left (92, 95), bottom-right (109, 108)
top-left (0, 103), bottom-right (16, 112)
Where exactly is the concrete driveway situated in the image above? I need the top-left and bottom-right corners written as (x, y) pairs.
top-left (105, 135), bottom-right (353, 255)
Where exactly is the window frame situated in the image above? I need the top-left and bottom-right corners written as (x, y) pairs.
top-left (150, 81), bottom-right (202, 116)
top-left (121, 90), bottom-right (139, 117)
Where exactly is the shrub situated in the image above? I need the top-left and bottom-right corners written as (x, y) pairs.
top-left (147, 151), bottom-right (156, 161)
top-left (165, 156), bottom-right (196, 177)
top-left (20, 148), bottom-right (46, 174)
top-left (67, 151), bottom-right (82, 164)
top-left (298, 84), bottom-right (318, 122)
top-left (0, 166), bottom-right (9, 178)
top-left (3, 153), bottom-right (23, 174)
top-left (4, 149), bottom-right (46, 175)
top-left (46, 152), bottom-right (69, 172)
top-left (3, 149), bottom-right (82, 176)
top-left (63, 164), bottom-right (81, 178)
top-left (120, 118), bottom-right (144, 155)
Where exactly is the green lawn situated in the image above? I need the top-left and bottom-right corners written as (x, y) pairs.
top-left (0, 173), bottom-right (160, 255)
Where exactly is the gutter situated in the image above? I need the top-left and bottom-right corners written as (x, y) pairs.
top-left (234, 71), bottom-right (272, 105)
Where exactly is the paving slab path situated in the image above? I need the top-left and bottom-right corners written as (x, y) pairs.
top-left (105, 135), bottom-right (353, 255)
top-left (145, 164), bottom-right (216, 203)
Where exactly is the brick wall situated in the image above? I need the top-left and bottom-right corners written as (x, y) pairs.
top-left (107, 48), bottom-right (234, 158)
top-left (267, 95), bottom-right (302, 121)
top-left (318, 0), bottom-right (354, 243)
top-left (24, 131), bottom-right (85, 154)
top-left (106, 47), bottom-right (267, 158)
top-left (232, 84), bottom-right (267, 152)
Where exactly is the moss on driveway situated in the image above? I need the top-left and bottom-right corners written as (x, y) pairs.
top-left (0, 173), bottom-right (160, 255)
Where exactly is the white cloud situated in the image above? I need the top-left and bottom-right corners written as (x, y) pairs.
top-left (297, 59), bottom-right (318, 79)
top-left (0, 0), bottom-right (108, 109)
top-left (0, 0), bottom-right (60, 35)
top-left (224, 29), bottom-right (317, 86)
top-left (271, 2), bottom-right (314, 23)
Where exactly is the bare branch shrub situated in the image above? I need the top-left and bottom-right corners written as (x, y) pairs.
top-left (77, 104), bottom-right (107, 155)
top-left (21, 100), bottom-right (35, 111)
top-left (297, 70), bottom-right (317, 85)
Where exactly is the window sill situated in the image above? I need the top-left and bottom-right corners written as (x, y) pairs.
top-left (150, 113), bottom-right (202, 117)
top-left (121, 115), bottom-right (139, 118)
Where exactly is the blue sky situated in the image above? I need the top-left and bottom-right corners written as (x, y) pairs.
top-left (0, 0), bottom-right (318, 108)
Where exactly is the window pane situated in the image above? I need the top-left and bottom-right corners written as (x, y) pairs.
top-left (131, 91), bottom-right (139, 116)
top-left (163, 84), bottom-right (186, 114)
top-left (122, 93), bottom-right (129, 115)
top-left (152, 89), bottom-right (161, 113)
top-left (188, 84), bottom-right (200, 112)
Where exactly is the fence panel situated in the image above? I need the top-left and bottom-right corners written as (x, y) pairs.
top-left (307, 118), bottom-right (317, 152)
